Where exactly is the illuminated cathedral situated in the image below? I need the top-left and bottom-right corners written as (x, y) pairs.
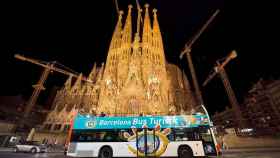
top-left (39, 5), bottom-right (196, 140)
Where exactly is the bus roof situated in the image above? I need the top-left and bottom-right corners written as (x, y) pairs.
top-left (73, 114), bottom-right (209, 130)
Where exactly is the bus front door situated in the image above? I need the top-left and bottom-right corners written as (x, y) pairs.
top-left (136, 128), bottom-right (157, 157)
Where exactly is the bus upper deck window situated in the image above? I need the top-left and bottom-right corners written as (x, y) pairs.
top-left (78, 135), bottom-right (85, 142)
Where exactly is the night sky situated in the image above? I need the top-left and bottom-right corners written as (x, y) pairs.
top-left (2, 0), bottom-right (279, 115)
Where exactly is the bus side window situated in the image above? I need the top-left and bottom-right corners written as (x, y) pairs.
top-left (174, 128), bottom-right (188, 141)
top-left (118, 131), bottom-right (128, 142)
top-left (103, 130), bottom-right (122, 142)
top-left (167, 129), bottom-right (175, 141)
top-left (78, 135), bottom-right (86, 142)
top-left (193, 132), bottom-right (200, 141)
top-left (188, 128), bottom-right (201, 141)
top-left (86, 135), bottom-right (92, 142)
top-left (70, 131), bottom-right (78, 142)
top-left (94, 132), bottom-right (106, 141)
top-left (104, 131), bottom-right (115, 142)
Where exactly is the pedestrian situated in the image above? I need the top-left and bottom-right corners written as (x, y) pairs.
top-left (216, 142), bottom-right (222, 155)
top-left (64, 143), bottom-right (68, 156)
top-left (45, 139), bottom-right (49, 146)
top-left (222, 136), bottom-right (228, 150)
top-left (47, 141), bottom-right (53, 151)
top-left (42, 138), bottom-right (46, 144)
top-left (54, 138), bottom-right (58, 149)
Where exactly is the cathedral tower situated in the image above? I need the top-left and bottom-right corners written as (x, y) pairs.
top-left (97, 4), bottom-right (176, 115)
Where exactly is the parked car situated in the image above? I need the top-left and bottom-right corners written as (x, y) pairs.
top-left (14, 141), bottom-right (47, 153)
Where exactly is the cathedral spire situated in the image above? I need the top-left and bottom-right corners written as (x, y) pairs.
top-left (110, 10), bottom-right (123, 50)
top-left (142, 4), bottom-right (152, 45)
top-left (141, 4), bottom-right (153, 87)
top-left (104, 11), bottom-right (123, 82)
top-left (152, 8), bottom-right (166, 66)
top-left (88, 62), bottom-right (97, 81)
top-left (96, 63), bottom-right (104, 83)
top-left (117, 5), bottom-right (132, 88)
top-left (63, 75), bottom-right (72, 91)
top-left (71, 74), bottom-right (82, 92)
top-left (121, 5), bottom-right (132, 46)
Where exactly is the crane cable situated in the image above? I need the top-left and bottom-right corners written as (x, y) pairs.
top-left (136, 0), bottom-right (143, 24)
top-left (54, 61), bottom-right (80, 76)
top-left (113, 0), bottom-right (143, 22)
top-left (114, 0), bottom-right (120, 14)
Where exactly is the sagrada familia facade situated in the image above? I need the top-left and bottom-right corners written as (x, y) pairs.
top-left (38, 4), bottom-right (196, 142)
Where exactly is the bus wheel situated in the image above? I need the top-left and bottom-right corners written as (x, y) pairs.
top-left (98, 146), bottom-right (113, 158)
top-left (178, 146), bottom-right (193, 158)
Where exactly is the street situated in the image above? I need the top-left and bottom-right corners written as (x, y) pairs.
top-left (221, 153), bottom-right (280, 158)
top-left (0, 152), bottom-right (64, 158)
top-left (0, 148), bottom-right (279, 158)
top-left (220, 151), bottom-right (280, 158)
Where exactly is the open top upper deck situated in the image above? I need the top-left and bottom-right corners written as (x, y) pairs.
top-left (73, 113), bottom-right (209, 130)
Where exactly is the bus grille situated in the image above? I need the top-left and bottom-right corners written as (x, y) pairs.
top-left (68, 143), bottom-right (77, 153)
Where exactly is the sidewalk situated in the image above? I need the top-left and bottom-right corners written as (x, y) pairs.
top-left (222, 147), bottom-right (280, 154)
top-left (0, 147), bottom-right (13, 152)
top-left (46, 147), bottom-right (64, 153)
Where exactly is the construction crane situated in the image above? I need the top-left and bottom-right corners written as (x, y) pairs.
top-left (180, 9), bottom-right (220, 106)
top-left (14, 54), bottom-right (92, 128)
top-left (178, 10), bottom-right (220, 152)
top-left (202, 50), bottom-right (246, 129)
